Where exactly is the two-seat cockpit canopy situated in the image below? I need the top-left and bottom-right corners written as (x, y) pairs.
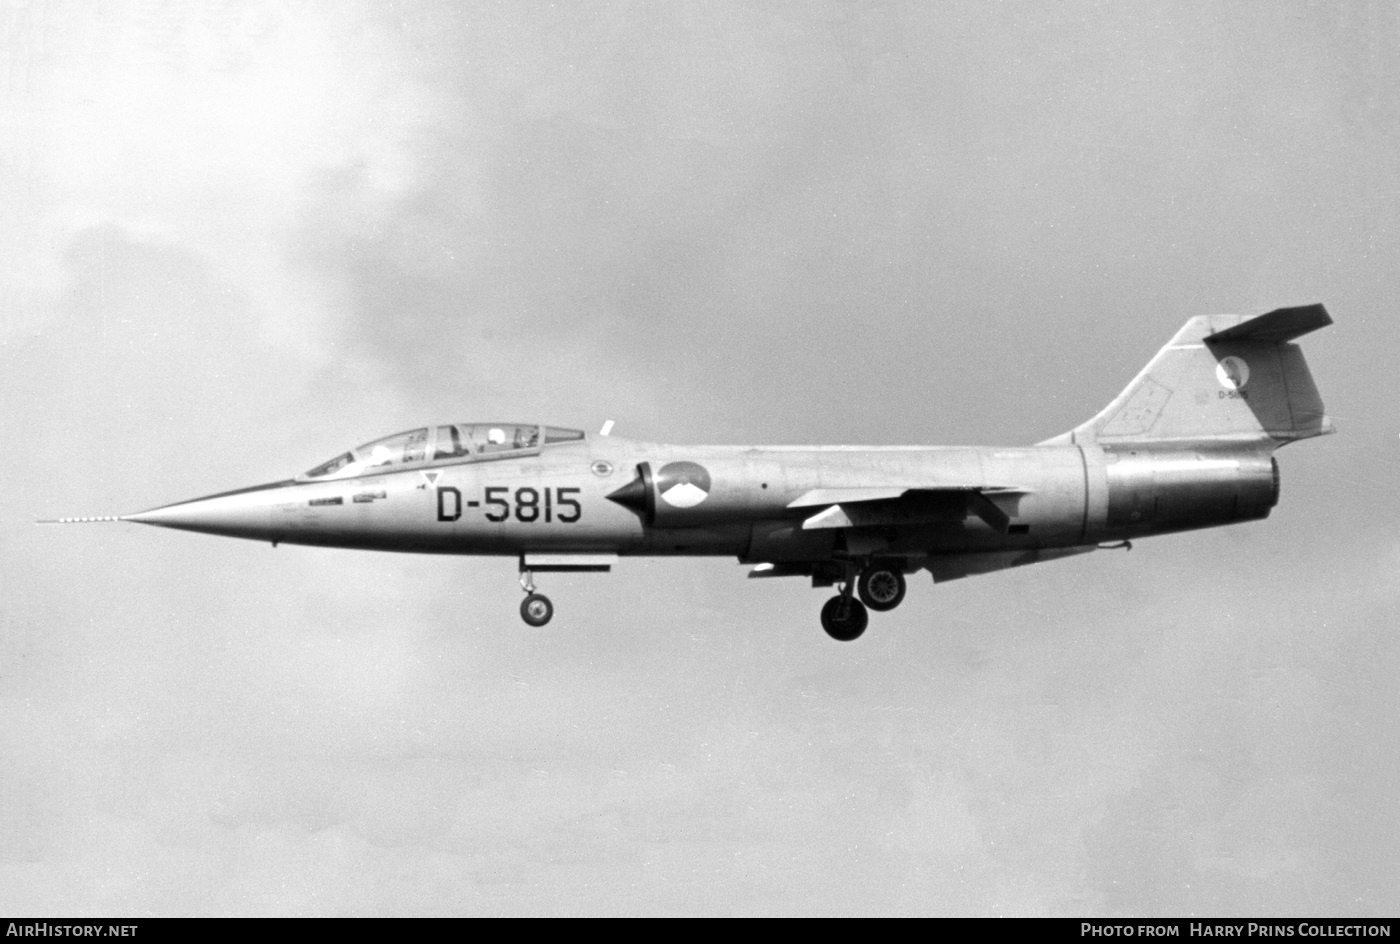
top-left (300, 424), bottom-right (585, 481)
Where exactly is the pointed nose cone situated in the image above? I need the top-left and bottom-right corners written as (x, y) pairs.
top-left (124, 480), bottom-right (294, 540)
top-left (123, 501), bottom-right (241, 529)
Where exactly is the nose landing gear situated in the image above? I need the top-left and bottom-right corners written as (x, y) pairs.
top-left (518, 569), bottom-right (554, 627)
top-left (521, 593), bottom-right (554, 627)
top-left (511, 554), bottom-right (616, 627)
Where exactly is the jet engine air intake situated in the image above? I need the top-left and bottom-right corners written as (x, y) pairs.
top-left (607, 461), bottom-right (727, 526)
top-left (606, 462), bottom-right (655, 523)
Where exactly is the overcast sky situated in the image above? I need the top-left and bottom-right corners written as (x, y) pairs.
top-left (3, 0), bottom-right (1398, 916)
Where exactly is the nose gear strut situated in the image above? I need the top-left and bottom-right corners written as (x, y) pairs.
top-left (518, 568), bottom-right (554, 627)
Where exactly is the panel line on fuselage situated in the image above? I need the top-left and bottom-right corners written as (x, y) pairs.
top-left (1075, 445), bottom-right (1090, 545)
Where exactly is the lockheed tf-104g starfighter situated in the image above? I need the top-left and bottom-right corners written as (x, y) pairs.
top-left (48, 304), bottom-right (1333, 641)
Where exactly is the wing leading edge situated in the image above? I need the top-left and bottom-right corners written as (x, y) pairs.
top-left (786, 486), bottom-right (1027, 534)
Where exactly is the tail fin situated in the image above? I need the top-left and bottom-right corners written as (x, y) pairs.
top-left (1042, 304), bottom-right (1334, 448)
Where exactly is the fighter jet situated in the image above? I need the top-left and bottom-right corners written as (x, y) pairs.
top-left (46, 304), bottom-right (1333, 641)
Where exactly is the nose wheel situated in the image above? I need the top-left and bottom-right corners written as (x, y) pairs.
top-left (520, 593), bottom-right (554, 627)
top-left (518, 569), bottom-right (554, 627)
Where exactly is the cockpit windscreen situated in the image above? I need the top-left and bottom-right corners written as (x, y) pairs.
top-left (302, 424), bottom-right (583, 480)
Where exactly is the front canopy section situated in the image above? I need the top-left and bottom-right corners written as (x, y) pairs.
top-left (299, 424), bottom-right (585, 481)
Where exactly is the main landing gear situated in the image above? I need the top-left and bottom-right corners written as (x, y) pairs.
top-left (857, 561), bottom-right (907, 611)
top-left (820, 594), bottom-right (868, 642)
top-left (518, 569), bottom-right (553, 627)
top-left (820, 562), bottom-right (908, 642)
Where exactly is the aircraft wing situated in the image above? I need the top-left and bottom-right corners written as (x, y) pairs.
top-left (786, 486), bottom-right (1026, 534)
top-left (785, 487), bottom-right (912, 508)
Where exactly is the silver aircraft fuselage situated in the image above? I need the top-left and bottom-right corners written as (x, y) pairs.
top-left (124, 438), bottom-right (1276, 565)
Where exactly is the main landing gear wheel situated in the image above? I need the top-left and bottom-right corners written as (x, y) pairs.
top-left (857, 564), bottom-right (906, 612)
top-left (520, 593), bottom-right (554, 627)
top-left (820, 595), bottom-right (869, 642)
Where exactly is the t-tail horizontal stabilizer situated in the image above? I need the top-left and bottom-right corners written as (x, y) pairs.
top-left (1203, 303), bottom-right (1332, 343)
